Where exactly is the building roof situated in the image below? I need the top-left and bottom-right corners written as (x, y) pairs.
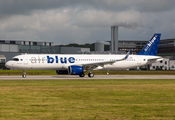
top-left (0, 55), bottom-right (6, 58)
top-left (0, 39), bottom-right (53, 43)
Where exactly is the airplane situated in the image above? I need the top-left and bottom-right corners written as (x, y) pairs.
top-left (5, 33), bottom-right (163, 78)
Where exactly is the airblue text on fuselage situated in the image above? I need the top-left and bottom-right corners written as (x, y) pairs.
top-left (47, 56), bottom-right (75, 64)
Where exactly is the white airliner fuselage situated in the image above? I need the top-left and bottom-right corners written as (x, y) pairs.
top-left (5, 54), bottom-right (162, 70)
top-left (5, 33), bottom-right (163, 78)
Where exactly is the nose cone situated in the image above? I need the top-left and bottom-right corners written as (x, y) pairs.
top-left (5, 61), bottom-right (11, 69)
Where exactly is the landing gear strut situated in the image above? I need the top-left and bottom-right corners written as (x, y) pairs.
top-left (22, 70), bottom-right (26, 78)
top-left (107, 70), bottom-right (109, 75)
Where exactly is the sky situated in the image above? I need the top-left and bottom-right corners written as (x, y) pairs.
top-left (0, 0), bottom-right (175, 45)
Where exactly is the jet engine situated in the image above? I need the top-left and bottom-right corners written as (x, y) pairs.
top-left (68, 65), bottom-right (84, 75)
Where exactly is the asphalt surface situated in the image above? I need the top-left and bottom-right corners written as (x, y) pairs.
top-left (0, 75), bottom-right (174, 80)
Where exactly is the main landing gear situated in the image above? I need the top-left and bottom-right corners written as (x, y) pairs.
top-left (79, 72), bottom-right (85, 77)
top-left (88, 72), bottom-right (94, 77)
top-left (22, 70), bottom-right (26, 78)
top-left (79, 72), bottom-right (94, 78)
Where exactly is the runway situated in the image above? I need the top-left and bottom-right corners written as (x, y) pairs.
top-left (0, 75), bottom-right (175, 80)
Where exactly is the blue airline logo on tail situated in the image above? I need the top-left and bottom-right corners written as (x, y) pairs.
top-left (47, 56), bottom-right (75, 64)
top-left (137, 33), bottom-right (161, 56)
top-left (144, 35), bottom-right (157, 52)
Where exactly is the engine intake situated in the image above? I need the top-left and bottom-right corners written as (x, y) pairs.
top-left (68, 65), bottom-right (84, 75)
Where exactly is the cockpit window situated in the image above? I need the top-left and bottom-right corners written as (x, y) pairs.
top-left (12, 58), bottom-right (19, 61)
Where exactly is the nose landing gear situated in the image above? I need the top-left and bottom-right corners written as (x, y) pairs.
top-left (22, 70), bottom-right (26, 78)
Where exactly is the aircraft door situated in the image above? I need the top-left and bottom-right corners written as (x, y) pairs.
top-left (23, 55), bottom-right (28, 65)
top-left (137, 57), bottom-right (141, 65)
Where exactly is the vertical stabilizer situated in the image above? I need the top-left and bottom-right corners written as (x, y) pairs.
top-left (137, 33), bottom-right (161, 56)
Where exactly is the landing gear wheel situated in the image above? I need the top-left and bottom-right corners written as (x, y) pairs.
top-left (79, 73), bottom-right (85, 77)
top-left (22, 70), bottom-right (26, 78)
top-left (22, 74), bottom-right (26, 78)
top-left (88, 73), bottom-right (94, 78)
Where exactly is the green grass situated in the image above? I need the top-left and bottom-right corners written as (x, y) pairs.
top-left (0, 79), bottom-right (175, 119)
top-left (0, 70), bottom-right (56, 75)
top-left (0, 70), bottom-right (175, 75)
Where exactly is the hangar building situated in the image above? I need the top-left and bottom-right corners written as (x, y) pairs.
top-left (0, 40), bottom-right (90, 61)
top-left (0, 40), bottom-right (59, 61)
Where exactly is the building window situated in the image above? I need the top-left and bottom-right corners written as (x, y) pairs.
top-left (0, 59), bottom-right (5, 63)
top-left (165, 61), bottom-right (167, 65)
top-left (33, 42), bottom-right (37, 45)
top-left (10, 41), bottom-right (16, 44)
top-left (0, 40), bottom-right (5, 43)
top-left (160, 61), bottom-right (162, 63)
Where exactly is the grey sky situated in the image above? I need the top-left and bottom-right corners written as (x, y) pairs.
top-left (0, 0), bottom-right (175, 45)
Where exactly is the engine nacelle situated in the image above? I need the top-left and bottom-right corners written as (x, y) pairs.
top-left (68, 65), bottom-right (84, 75)
top-left (56, 70), bottom-right (68, 75)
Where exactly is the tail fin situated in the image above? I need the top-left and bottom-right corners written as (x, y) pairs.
top-left (137, 33), bottom-right (161, 56)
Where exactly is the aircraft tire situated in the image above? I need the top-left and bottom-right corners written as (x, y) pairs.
top-left (79, 73), bottom-right (85, 77)
top-left (88, 73), bottom-right (94, 78)
top-left (22, 74), bottom-right (26, 78)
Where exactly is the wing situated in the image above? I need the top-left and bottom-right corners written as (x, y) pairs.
top-left (79, 50), bottom-right (131, 71)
